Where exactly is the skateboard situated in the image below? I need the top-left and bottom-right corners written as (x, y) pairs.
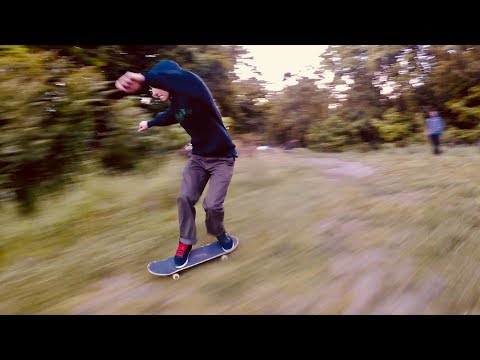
top-left (147, 236), bottom-right (239, 280)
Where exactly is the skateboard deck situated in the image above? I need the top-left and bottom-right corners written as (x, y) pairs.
top-left (147, 236), bottom-right (239, 280)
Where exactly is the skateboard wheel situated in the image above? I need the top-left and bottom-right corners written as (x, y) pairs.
top-left (221, 255), bottom-right (228, 261)
top-left (172, 273), bottom-right (180, 280)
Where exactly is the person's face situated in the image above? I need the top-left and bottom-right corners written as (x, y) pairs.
top-left (149, 87), bottom-right (170, 101)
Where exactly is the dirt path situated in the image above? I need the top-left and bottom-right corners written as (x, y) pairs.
top-left (300, 157), bottom-right (376, 178)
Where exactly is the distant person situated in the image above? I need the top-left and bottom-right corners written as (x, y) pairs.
top-left (115, 60), bottom-right (238, 268)
top-left (425, 110), bottom-right (445, 155)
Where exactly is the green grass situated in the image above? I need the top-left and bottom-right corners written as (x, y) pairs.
top-left (2, 143), bottom-right (480, 314)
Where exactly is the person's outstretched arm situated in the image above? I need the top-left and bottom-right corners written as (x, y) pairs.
top-left (137, 107), bottom-right (178, 132)
top-left (145, 95), bottom-right (192, 129)
top-left (150, 107), bottom-right (177, 126)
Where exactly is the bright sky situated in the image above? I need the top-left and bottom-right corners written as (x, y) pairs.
top-left (235, 45), bottom-right (330, 91)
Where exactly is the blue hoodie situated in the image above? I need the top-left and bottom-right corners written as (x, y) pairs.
top-left (144, 60), bottom-right (237, 158)
top-left (426, 115), bottom-right (445, 136)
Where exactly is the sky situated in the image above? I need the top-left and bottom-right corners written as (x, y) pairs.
top-left (235, 45), bottom-right (330, 91)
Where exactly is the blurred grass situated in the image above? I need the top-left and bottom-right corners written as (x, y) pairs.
top-left (2, 144), bottom-right (480, 314)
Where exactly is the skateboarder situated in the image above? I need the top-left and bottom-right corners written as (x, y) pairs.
top-left (115, 60), bottom-right (238, 268)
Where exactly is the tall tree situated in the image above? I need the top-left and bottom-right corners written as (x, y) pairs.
top-left (266, 77), bottom-right (329, 146)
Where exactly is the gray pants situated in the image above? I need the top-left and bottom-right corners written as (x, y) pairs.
top-left (177, 154), bottom-right (235, 245)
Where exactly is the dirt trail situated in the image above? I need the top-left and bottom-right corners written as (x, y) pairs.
top-left (300, 157), bottom-right (376, 178)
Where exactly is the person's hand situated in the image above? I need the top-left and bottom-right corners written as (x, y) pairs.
top-left (115, 71), bottom-right (145, 93)
top-left (138, 121), bottom-right (149, 132)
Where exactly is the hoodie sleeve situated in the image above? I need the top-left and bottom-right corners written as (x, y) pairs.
top-left (147, 106), bottom-right (177, 127)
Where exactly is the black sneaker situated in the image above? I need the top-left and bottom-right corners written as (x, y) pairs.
top-left (174, 242), bottom-right (192, 268)
top-left (217, 233), bottom-right (234, 252)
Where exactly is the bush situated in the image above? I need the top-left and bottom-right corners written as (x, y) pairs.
top-left (372, 108), bottom-right (412, 143)
top-left (0, 47), bottom-right (101, 212)
top-left (0, 46), bottom-right (168, 212)
top-left (306, 115), bottom-right (356, 152)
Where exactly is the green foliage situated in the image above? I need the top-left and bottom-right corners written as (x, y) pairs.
top-left (231, 77), bottom-right (270, 134)
top-left (0, 47), bottom-right (100, 212)
top-left (306, 115), bottom-right (358, 152)
top-left (372, 108), bottom-right (412, 143)
top-left (98, 96), bottom-right (189, 172)
top-left (319, 45), bottom-right (480, 149)
top-left (424, 46), bottom-right (480, 115)
top-left (446, 85), bottom-right (480, 129)
top-left (266, 78), bottom-right (329, 146)
top-left (0, 46), bottom-right (168, 213)
top-left (443, 85), bottom-right (480, 144)
top-left (98, 97), bottom-right (151, 171)
top-left (442, 127), bottom-right (480, 145)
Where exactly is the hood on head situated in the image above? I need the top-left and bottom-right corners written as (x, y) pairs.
top-left (144, 60), bottom-right (183, 92)
top-left (144, 60), bottom-right (212, 103)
